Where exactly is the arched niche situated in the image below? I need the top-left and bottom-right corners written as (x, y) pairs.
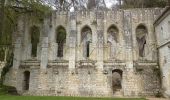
top-left (23, 71), bottom-right (30, 91)
top-left (136, 24), bottom-right (147, 57)
top-left (56, 26), bottom-right (66, 57)
top-left (30, 26), bottom-right (40, 57)
top-left (107, 25), bottom-right (119, 59)
top-left (81, 26), bottom-right (92, 58)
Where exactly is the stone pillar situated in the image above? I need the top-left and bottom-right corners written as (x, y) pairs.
top-left (13, 37), bottom-right (22, 70)
top-left (69, 12), bottom-right (76, 69)
top-left (40, 37), bottom-right (48, 70)
top-left (48, 13), bottom-right (57, 61)
top-left (94, 11), bottom-right (109, 96)
top-left (12, 15), bottom-right (24, 87)
top-left (96, 11), bottom-right (104, 70)
top-left (123, 11), bottom-right (133, 63)
top-left (67, 12), bottom-right (77, 96)
top-left (40, 18), bottom-right (49, 70)
top-left (38, 19), bottom-right (49, 93)
top-left (123, 11), bottom-right (138, 96)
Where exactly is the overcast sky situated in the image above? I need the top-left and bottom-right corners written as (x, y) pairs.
top-left (105, 0), bottom-right (118, 8)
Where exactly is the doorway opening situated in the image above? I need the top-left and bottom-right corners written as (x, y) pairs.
top-left (112, 69), bottom-right (123, 93)
top-left (23, 71), bottom-right (30, 91)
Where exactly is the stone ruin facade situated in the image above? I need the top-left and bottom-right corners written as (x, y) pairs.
top-left (4, 8), bottom-right (163, 97)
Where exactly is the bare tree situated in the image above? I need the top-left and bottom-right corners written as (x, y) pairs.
top-left (49, 0), bottom-right (106, 11)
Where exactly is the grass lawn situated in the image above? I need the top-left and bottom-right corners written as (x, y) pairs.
top-left (0, 96), bottom-right (147, 100)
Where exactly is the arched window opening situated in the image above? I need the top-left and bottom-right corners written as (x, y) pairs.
top-left (136, 25), bottom-right (147, 57)
top-left (112, 69), bottom-right (123, 93)
top-left (23, 71), bottom-right (30, 91)
top-left (107, 25), bottom-right (119, 59)
top-left (30, 26), bottom-right (40, 57)
top-left (81, 26), bottom-right (92, 58)
top-left (56, 26), bottom-right (66, 57)
top-left (86, 41), bottom-right (90, 57)
top-left (107, 41), bottom-right (112, 59)
top-left (107, 25), bottom-right (119, 43)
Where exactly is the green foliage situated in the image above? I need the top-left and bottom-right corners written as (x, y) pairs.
top-left (0, 48), bottom-right (5, 61)
top-left (0, 0), bottom-right (52, 46)
top-left (121, 0), bottom-right (167, 8)
top-left (0, 85), bottom-right (16, 95)
top-left (56, 27), bottom-right (66, 44)
top-left (0, 47), bottom-right (13, 84)
top-left (0, 0), bottom-right (51, 45)
top-left (0, 85), bottom-right (10, 95)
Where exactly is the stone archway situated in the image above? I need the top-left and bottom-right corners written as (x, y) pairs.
top-left (81, 26), bottom-right (92, 58)
top-left (56, 26), bottom-right (66, 58)
top-left (30, 26), bottom-right (40, 57)
top-left (107, 25), bottom-right (119, 59)
top-left (23, 71), bottom-right (30, 91)
top-left (112, 69), bottom-right (123, 95)
top-left (136, 24), bottom-right (147, 57)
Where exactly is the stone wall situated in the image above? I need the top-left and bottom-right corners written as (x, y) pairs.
top-left (4, 8), bottom-right (163, 97)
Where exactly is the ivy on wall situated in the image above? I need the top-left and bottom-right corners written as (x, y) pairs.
top-left (0, 0), bottom-right (51, 84)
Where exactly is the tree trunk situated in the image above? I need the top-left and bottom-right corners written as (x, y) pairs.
top-left (0, 0), bottom-right (6, 38)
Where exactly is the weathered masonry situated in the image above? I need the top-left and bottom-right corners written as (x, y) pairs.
top-left (154, 7), bottom-right (170, 98)
top-left (4, 8), bottom-right (162, 97)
